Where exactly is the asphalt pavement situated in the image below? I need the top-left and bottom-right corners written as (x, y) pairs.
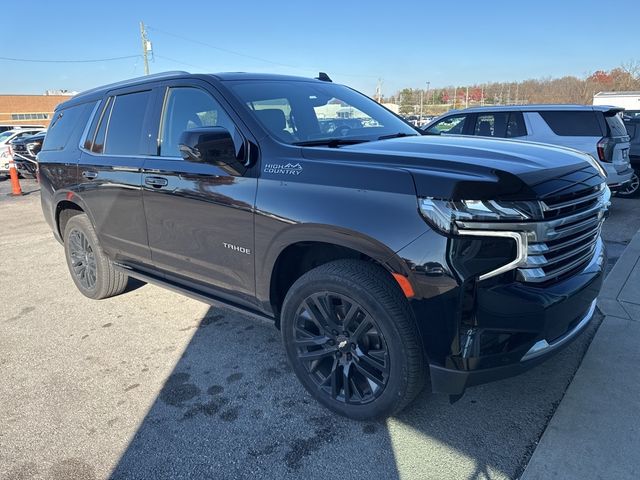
top-left (0, 178), bottom-right (638, 480)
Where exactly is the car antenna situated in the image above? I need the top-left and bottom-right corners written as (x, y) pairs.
top-left (316, 72), bottom-right (332, 82)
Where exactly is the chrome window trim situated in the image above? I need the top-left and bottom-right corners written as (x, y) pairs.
top-left (77, 100), bottom-right (102, 151)
top-left (456, 230), bottom-right (528, 281)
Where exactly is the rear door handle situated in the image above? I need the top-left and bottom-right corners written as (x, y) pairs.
top-left (145, 176), bottom-right (169, 188)
top-left (82, 170), bottom-right (98, 180)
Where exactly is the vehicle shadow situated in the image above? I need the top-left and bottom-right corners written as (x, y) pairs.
top-left (108, 304), bottom-right (599, 480)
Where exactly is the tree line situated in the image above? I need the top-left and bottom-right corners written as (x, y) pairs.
top-left (384, 62), bottom-right (640, 115)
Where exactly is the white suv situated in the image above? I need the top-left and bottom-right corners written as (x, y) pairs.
top-left (423, 105), bottom-right (633, 190)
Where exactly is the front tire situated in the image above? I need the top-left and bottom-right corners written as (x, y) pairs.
top-left (63, 214), bottom-right (129, 300)
top-left (281, 259), bottom-right (425, 420)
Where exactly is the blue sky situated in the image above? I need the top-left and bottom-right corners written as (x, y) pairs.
top-left (3, 0), bottom-right (639, 96)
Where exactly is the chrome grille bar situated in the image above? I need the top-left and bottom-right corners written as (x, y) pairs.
top-left (454, 183), bottom-right (610, 283)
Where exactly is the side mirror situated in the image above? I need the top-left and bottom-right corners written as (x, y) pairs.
top-left (178, 127), bottom-right (246, 176)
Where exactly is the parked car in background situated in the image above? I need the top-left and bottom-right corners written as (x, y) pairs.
top-left (0, 128), bottom-right (44, 177)
top-left (0, 124), bottom-right (45, 133)
top-left (11, 131), bottom-right (46, 178)
top-left (620, 116), bottom-right (640, 197)
top-left (422, 105), bottom-right (633, 191)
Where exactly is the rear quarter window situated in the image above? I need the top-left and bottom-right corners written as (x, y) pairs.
top-left (538, 111), bottom-right (604, 137)
top-left (605, 113), bottom-right (628, 137)
top-left (42, 101), bottom-right (96, 151)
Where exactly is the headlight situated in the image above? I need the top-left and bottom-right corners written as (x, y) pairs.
top-left (419, 198), bottom-right (542, 234)
top-left (26, 142), bottom-right (38, 151)
top-left (584, 153), bottom-right (607, 178)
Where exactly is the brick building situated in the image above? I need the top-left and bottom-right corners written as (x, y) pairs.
top-left (0, 94), bottom-right (75, 127)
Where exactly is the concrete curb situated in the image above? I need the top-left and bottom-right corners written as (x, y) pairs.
top-left (598, 228), bottom-right (640, 320)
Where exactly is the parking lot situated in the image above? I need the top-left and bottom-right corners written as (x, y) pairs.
top-left (0, 178), bottom-right (637, 480)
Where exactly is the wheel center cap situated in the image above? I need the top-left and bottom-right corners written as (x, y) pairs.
top-left (337, 336), bottom-right (349, 352)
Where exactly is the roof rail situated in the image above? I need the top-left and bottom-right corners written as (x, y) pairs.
top-left (72, 70), bottom-right (190, 99)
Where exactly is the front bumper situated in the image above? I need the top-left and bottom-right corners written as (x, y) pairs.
top-left (427, 239), bottom-right (605, 395)
top-left (430, 299), bottom-right (597, 395)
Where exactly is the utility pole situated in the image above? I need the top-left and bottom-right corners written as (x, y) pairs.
top-left (426, 81), bottom-right (431, 110)
top-left (419, 89), bottom-right (424, 120)
top-left (140, 21), bottom-right (151, 75)
top-left (465, 86), bottom-right (469, 108)
top-left (453, 86), bottom-right (457, 110)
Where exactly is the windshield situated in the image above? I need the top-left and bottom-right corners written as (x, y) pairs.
top-left (229, 80), bottom-right (417, 145)
top-left (0, 131), bottom-right (15, 143)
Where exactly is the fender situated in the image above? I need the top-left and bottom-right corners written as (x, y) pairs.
top-left (50, 188), bottom-right (97, 242)
top-left (255, 221), bottom-right (424, 312)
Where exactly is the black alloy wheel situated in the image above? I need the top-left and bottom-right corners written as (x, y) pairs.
top-left (293, 292), bottom-right (390, 405)
top-left (68, 229), bottom-right (97, 291)
top-left (63, 213), bottom-right (129, 300)
top-left (281, 259), bottom-right (425, 420)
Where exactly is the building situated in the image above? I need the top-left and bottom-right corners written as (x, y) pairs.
top-left (593, 91), bottom-right (640, 112)
top-left (0, 93), bottom-right (76, 127)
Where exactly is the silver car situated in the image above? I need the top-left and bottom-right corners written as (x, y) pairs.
top-left (423, 105), bottom-right (633, 190)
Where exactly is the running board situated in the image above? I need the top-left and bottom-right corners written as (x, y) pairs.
top-left (115, 265), bottom-right (275, 325)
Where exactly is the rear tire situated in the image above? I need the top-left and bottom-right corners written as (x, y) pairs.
top-left (615, 169), bottom-right (640, 198)
top-left (281, 259), bottom-right (425, 420)
top-left (63, 214), bottom-right (129, 300)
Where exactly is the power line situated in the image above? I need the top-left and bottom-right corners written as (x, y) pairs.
top-left (147, 26), bottom-right (296, 68)
top-left (146, 25), bottom-right (377, 79)
top-left (155, 54), bottom-right (206, 70)
top-left (0, 55), bottom-right (140, 64)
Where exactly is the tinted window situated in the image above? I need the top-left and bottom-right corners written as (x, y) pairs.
top-left (474, 113), bottom-right (508, 137)
top-left (42, 102), bottom-right (95, 151)
top-left (506, 112), bottom-right (527, 137)
top-left (104, 91), bottom-right (152, 155)
top-left (425, 114), bottom-right (467, 135)
top-left (160, 87), bottom-right (236, 157)
top-left (231, 81), bottom-right (416, 144)
top-left (90, 97), bottom-right (113, 153)
top-left (605, 113), bottom-right (628, 137)
top-left (539, 111), bottom-right (603, 136)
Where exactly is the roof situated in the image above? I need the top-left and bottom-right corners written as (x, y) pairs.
top-left (449, 104), bottom-right (623, 113)
top-left (58, 71), bottom-right (326, 110)
top-left (211, 72), bottom-right (325, 82)
top-left (594, 91), bottom-right (640, 97)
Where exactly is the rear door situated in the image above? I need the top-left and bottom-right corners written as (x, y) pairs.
top-left (77, 85), bottom-right (160, 266)
top-left (141, 79), bottom-right (258, 305)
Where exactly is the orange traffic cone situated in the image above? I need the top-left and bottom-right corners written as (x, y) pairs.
top-left (7, 146), bottom-right (22, 196)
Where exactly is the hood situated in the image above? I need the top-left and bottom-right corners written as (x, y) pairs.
top-left (301, 135), bottom-right (602, 200)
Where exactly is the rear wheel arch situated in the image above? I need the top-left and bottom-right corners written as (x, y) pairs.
top-left (56, 200), bottom-right (85, 239)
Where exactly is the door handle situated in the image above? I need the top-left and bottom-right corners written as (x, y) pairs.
top-left (82, 170), bottom-right (98, 180)
top-left (145, 176), bottom-right (169, 188)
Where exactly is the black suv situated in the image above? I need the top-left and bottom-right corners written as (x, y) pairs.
top-left (39, 72), bottom-right (609, 419)
top-left (11, 131), bottom-right (46, 178)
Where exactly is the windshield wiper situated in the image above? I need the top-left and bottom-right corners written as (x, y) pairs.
top-left (377, 132), bottom-right (420, 140)
top-left (292, 138), bottom-right (370, 148)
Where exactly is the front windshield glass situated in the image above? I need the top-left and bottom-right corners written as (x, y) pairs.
top-left (0, 131), bottom-right (15, 143)
top-left (229, 80), bottom-right (417, 145)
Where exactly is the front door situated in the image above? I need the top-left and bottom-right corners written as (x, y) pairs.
top-left (141, 83), bottom-right (257, 304)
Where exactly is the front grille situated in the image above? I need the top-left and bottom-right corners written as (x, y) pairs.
top-left (518, 183), bottom-right (607, 284)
